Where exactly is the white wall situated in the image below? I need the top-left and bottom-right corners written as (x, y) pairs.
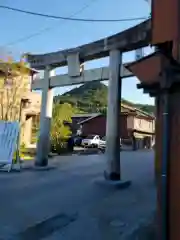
top-left (127, 116), bottom-right (134, 129)
top-left (134, 117), bottom-right (154, 133)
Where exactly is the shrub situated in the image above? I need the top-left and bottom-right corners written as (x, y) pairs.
top-left (50, 103), bottom-right (74, 155)
top-left (13, 143), bottom-right (26, 163)
top-left (50, 137), bottom-right (68, 155)
top-left (31, 135), bottom-right (37, 144)
top-left (20, 142), bottom-right (26, 153)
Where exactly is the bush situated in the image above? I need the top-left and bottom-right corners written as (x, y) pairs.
top-left (50, 137), bottom-right (69, 155)
top-left (31, 135), bottom-right (38, 144)
top-left (50, 103), bottom-right (74, 155)
top-left (13, 143), bottom-right (27, 163)
top-left (20, 143), bottom-right (26, 153)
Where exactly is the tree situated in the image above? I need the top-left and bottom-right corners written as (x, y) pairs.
top-left (50, 103), bottom-right (74, 153)
top-left (0, 56), bottom-right (29, 121)
top-left (55, 82), bottom-right (155, 114)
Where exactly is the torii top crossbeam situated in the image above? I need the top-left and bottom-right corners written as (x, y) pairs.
top-left (27, 20), bottom-right (151, 70)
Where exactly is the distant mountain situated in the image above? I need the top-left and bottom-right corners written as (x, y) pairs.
top-left (54, 82), bottom-right (155, 114)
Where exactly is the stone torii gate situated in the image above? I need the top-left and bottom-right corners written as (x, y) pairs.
top-left (27, 0), bottom-right (180, 235)
top-left (27, 22), bottom-right (150, 191)
top-left (29, 59), bottom-right (132, 176)
top-left (27, 20), bottom-right (150, 184)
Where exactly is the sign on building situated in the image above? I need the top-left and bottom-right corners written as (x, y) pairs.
top-left (0, 121), bottom-right (19, 171)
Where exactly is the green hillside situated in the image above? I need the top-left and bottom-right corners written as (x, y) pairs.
top-left (54, 82), bottom-right (155, 114)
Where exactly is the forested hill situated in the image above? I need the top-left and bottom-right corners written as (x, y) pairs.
top-left (54, 82), bottom-right (155, 114)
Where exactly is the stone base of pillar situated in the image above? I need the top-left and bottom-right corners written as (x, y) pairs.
top-left (104, 170), bottom-right (121, 181)
top-left (93, 176), bottom-right (131, 189)
top-left (33, 165), bottom-right (56, 171)
top-left (93, 171), bottom-right (131, 189)
top-left (35, 158), bottom-right (48, 167)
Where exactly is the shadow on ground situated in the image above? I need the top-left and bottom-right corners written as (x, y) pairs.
top-left (0, 150), bottom-right (156, 240)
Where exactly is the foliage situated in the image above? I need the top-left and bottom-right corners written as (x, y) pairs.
top-left (50, 103), bottom-right (74, 154)
top-left (20, 142), bottom-right (26, 150)
top-left (134, 104), bottom-right (155, 114)
top-left (54, 82), bottom-right (155, 115)
top-left (0, 55), bottom-right (30, 121)
top-left (13, 142), bottom-right (27, 162)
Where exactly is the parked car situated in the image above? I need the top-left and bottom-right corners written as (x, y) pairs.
top-left (98, 137), bottom-right (122, 151)
top-left (81, 135), bottom-right (101, 148)
top-left (98, 136), bottom-right (106, 150)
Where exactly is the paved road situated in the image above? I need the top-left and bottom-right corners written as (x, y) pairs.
top-left (0, 150), bottom-right (156, 239)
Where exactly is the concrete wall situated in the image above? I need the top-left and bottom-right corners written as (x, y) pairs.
top-left (134, 117), bottom-right (154, 133)
top-left (0, 71), bottom-right (41, 121)
top-left (127, 116), bottom-right (134, 129)
top-left (126, 114), bottom-right (155, 135)
top-left (22, 92), bottom-right (41, 114)
top-left (21, 92), bottom-right (41, 146)
top-left (21, 116), bottom-right (33, 146)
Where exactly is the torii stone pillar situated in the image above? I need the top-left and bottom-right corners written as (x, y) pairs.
top-left (105, 50), bottom-right (122, 180)
top-left (35, 66), bottom-right (54, 167)
top-left (104, 49), bottom-right (130, 187)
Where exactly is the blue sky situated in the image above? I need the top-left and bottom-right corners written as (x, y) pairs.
top-left (0, 0), bottom-right (154, 104)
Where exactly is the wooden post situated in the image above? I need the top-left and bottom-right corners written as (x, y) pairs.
top-left (155, 68), bottom-right (180, 240)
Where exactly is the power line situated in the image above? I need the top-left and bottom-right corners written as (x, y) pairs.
top-left (4, 0), bottom-right (99, 47)
top-left (0, 5), bottom-right (147, 22)
top-left (3, 1), bottom-right (148, 48)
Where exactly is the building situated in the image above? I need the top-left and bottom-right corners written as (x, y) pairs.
top-left (0, 61), bottom-right (41, 146)
top-left (71, 113), bottom-right (101, 135)
top-left (74, 104), bottom-right (155, 148)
